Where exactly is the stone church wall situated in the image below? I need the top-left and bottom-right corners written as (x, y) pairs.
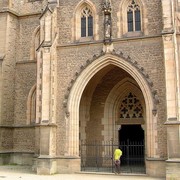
top-left (114, 38), bottom-right (167, 158)
top-left (0, 14), bottom-right (7, 54)
top-left (55, 0), bottom-right (166, 157)
top-left (0, 1), bottom-right (8, 9)
top-left (1, 14), bottom-right (19, 125)
top-left (0, 1), bottom-right (38, 161)
top-left (8, 0), bottom-right (47, 15)
top-left (57, 0), bottom-right (163, 45)
top-left (0, 0), bottom-right (173, 177)
top-left (13, 128), bottom-right (35, 153)
top-left (16, 16), bottom-right (40, 62)
top-left (56, 44), bottom-right (103, 155)
top-left (14, 62), bottom-right (37, 125)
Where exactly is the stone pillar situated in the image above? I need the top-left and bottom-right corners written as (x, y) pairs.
top-left (162, 0), bottom-right (180, 179)
top-left (163, 34), bottom-right (177, 120)
top-left (37, 124), bottom-right (57, 175)
top-left (41, 47), bottom-right (51, 123)
top-left (35, 46), bottom-right (57, 175)
top-left (161, 0), bottom-right (173, 33)
top-left (165, 121), bottom-right (180, 179)
top-left (35, 47), bottom-right (57, 174)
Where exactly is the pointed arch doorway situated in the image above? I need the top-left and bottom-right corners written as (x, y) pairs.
top-left (79, 65), bottom-right (146, 173)
top-left (66, 54), bottom-right (157, 175)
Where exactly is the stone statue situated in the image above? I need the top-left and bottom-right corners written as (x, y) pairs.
top-left (102, 0), bottom-right (112, 43)
top-left (105, 15), bottom-right (111, 38)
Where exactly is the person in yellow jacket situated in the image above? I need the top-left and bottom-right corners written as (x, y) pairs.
top-left (114, 148), bottom-right (122, 174)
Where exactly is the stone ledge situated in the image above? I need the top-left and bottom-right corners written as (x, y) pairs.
top-left (16, 60), bottom-right (37, 64)
top-left (166, 159), bottom-right (180, 163)
top-left (164, 121), bottom-right (180, 125)
top-left (37, 156), bottom-right (80, 160)
top-left (0, 7), bottom-right (41, 17)
top-left (57, 34), bottom-right (162, 48)
top-left (146, 157), bottom-right (167, 161)
top-left (35, 123), bottom-right (58, 127)
top-left (0, 125), bottom-right (35, 128)
top-left (0, 152), bottom-right (34, 154)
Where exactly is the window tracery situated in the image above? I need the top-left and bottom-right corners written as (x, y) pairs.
top-left (81, 6), bottom-right (93, 37)
top-left (120, 92), bottom-right (143, 119)
top-left (127, 0), bottom-right (141, 32)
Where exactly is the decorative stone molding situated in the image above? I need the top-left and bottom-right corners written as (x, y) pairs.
top-left (152, 109), bottom-right (157, 116)
top-left (162, 34), bottom-right (173, 41)
top-left (0, 54), bottom-right (5, 61)
top-left (63, 50), bottom-right (159, 114)
top-left (40, 0), bottom-right (57, 19)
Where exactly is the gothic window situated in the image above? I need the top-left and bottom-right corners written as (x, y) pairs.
top-left (81, 7), bottom-right (93, 37)
top-left (120, 92), bottom-right (143, 119)
top-left (127, 0), bottom-right (141, 32)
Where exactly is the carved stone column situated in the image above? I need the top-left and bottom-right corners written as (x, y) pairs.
top-left (36, 46), bottom-right (57, 175)
top-left (35, 2), bottom-right (57, 175)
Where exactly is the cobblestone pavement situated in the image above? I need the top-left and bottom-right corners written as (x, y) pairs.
top-left (0, 166), bottom-right (165, 180)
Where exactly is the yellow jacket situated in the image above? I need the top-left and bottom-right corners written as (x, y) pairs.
top-left (114, 149), bottom-right (122, 160)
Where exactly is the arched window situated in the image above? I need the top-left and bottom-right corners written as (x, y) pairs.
top-left (118, 0), bottom-right (147, 37)
top-left (30, 26), bottom-right (40, 61)
top-left (73, 1), bottom-right (98, 42)
top-left (81, 6), bottom-right (93, 37)
top-left (127, 0), bottom-right (141, 32)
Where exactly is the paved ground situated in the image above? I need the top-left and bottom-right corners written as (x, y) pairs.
top-left (0, 166), bottom-right (165, 180)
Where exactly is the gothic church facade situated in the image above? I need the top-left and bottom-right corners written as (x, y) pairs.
top-left (0, 0), bottom-right (180, 179)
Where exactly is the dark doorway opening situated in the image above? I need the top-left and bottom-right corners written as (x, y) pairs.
top-left (119, 125), bottom-right (145, 173)
top-left (119, 125), bottom-right (144, 142)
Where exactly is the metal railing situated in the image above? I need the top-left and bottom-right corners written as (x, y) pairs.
top-left (80, 140), bottom-right (145, 174)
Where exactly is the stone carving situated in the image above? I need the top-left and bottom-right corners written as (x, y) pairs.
top-left (163, 34), bottom-right (172, 41)
top-left (0, 54), bottom-right (5, 61)
top-left (65, 111), bottom-right (70, 117)
top-left (102, 0), bottom-right (112, 43)
top-left (152, 109), bottom-right (157, 116)
top-left (105, 15), bottom-right (111, 38)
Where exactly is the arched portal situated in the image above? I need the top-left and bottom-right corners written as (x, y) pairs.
top-left (66, 54), bottom-right (157, 174)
